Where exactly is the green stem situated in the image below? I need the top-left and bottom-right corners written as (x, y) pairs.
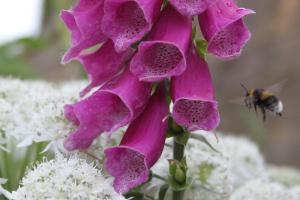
top-left (172, 139), bottom-right (185, 200)
top-left (152, 173), bottom-right (167, 182)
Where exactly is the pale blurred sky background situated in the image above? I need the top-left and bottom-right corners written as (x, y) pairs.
top-left (0, 0), bottom-right (299, 167)
top-left (0, 0), bottom-right (44, 44)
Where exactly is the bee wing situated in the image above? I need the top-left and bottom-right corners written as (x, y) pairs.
top-left (266, 79), bottom-right (288, 94)
top-left (229, 96), bottom-right (245, 106)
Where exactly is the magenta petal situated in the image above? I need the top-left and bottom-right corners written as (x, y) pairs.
top-left (130, 5), bottom-right (192, 82)
top-left (105, 87), bottom-right (168, 193)
top-left (64, 68), bottom-right (151, 151)
top-left (60, 0), bottom-right (106, 63)
top-left (101, 0), bottom-right (163, 52)
top-left (169, 0), bottom-right (217, 16)
top-left (77, 40), bottom-right (134, 97)
top-left (171, 45), bottom-right (220, 131)
top-left (198, 0), bottom-right (255, 60)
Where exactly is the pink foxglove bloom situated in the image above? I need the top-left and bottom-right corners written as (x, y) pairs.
top-left (198, 0), bottom-right (255, 60)
top-left (77, 40), bottom-right (134, 97)
top-left (101, 0), bottom-right (163, 52)
top-left (130, 5), bottom-right (192, 82)
top-left (64, 68), bottom-right (151, 151)
top-left (169, 0), bottom-right (217, 16)
top-left (60, 0), bottom-right (106, 63)
top-left (105, 87), bottom-right (168, 193)
top-left (171, 45), bottom-right (220, 131)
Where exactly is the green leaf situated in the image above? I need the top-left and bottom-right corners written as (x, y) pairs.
top-left (174, 132), bottom-right (190, 146)
top-left (163, 0), bottom-right (169, 8)
top-left (168, 159), bottom-right (178, 177)
top-left (168, 177), bottom-right (193, 192)
top-left (192, 26), bottom-right (197, 40)
top-left (190, 134), bottom-right (220, 154)
top-left (159, 184), bottom-right (169, 200)
top-left (195, 39), bottom-right (208, 59)
top-left (124, 191), bottom-right (144, 200)
top-left (166, 118), bottom-right (183, 138)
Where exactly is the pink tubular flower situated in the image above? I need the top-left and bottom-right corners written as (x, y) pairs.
top-left (77, 40), bottom-right (134, 97)
top-left (198, 0), bottom-right (255, 60)
top-left (130, 5), bottom-right (192, 82)
top-left (169, 0), bottom-right (217, 16)
top-left (63, 68), bottom-right (151, 151)
top-left (60, 0), bottom-right (106, 63)
top-left (171, 45), bottom-right (220, 131)
top-left (101, 0), bottom-right (163, 52)
top-left (104, 86), bottom-right (168, 193)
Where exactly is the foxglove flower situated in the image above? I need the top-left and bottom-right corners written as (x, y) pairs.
top-left (77, 40), bottom-right (134, 97)
top-left (169, 0), bottom-right (217, 16)
top-left (171, 45), bottom-right (220, 131)
top-left (105, 86), bottom-right (168, 193)
top-left (198, 0), bottom-right (255, 60)
top-left (130, 5), bottom-right (192, 82)
top-left (101, 0), bottom-right (163, 52)
top-left (64, 68), bottom-right (151, 151)
top-left (60, 0), bottom-right (106, 63)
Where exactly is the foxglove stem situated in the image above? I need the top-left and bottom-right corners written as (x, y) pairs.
top-left (173, 138), bottom-right (185, 200)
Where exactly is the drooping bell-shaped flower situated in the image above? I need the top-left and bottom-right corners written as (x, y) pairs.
top-left (64, 68), bottom-right (151, 151)
top-left (77, 40), bottom-right (134, 97)
top-left (171, 45), bottom-right (220, 131)
top-left (101, 0), bottom-right (163, 52)
top-left (169, 0), bottom-right (217, 16)
top-left (104, 86), bottom-right (168, 193)
top-left (60, 0), bottom-right (106, 63)
top-left (198, 0), bottom-right (255, 60)
top-left (130, 5), bottom-right (192, 82)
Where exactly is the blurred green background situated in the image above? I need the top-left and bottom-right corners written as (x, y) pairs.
top-left (0, 0), bottom-right (299, 168)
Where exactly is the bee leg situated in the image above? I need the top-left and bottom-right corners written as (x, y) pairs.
top-left (254, 103), bottom-right (258, 116)
top-left (260, 107), bottom-right (266, 121)
top-left (244, 99), bottom-right (249, 108)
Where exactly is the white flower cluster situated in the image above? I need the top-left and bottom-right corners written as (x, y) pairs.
top-left (0, 78), bottom-right (86, 148)
top-left (268, 166), bottom-right (300, 187)
top-left (150, 131), bottom-right (268, 200)
top-left (229, 179), bottom-right (298, 200)
top-left (10, 155), bottom-right (126, 200)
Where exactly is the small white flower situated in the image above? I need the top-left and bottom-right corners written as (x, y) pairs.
top-left (150, 131), bottom-right (267, 200)
top-left (268, 166), bottom-right (300, 187)
top-left (0, 78), bottom-right (86, 148)
top-left (11, 155), bottom-right (126, 200)
top-left (229, 179), bottom-right (295, 200)
top-left (221, 134), bottom-right (267, 188)
top-left (290, 186), bottom-right (300, 200)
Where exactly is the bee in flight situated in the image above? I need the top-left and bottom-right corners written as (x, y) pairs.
top-left (236, 80), bottom-right (286, 121)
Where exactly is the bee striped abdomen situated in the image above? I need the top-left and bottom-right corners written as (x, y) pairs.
top-left (261, 95), bottom-right (282, 113)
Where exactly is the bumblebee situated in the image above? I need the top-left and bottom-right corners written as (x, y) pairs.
top-left (241, 83), bottom-right (283, 121)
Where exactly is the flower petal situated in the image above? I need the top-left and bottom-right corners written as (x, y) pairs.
top-left (77, 40), bottom-right (134, 97)
top-left (171, 45), bottom-right (220, 131)
top-left (64, 68), bottom-right (151, 151)
top-left (101, 0), bottom-right (163, 52)
top-left (60, 0), bottom-right (106, 63)
top-left (198, 0), bottom-right (255, 60)
top-left (170, 0), bottom-right (218, 16)
top-left (105, 86), bottom-right (168, 193)
top-left (130, 5), bottom-right (192, 82)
